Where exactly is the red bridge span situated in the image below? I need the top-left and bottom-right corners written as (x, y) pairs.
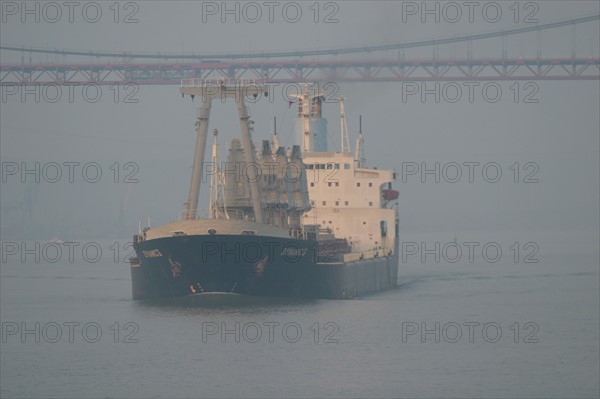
top-left (1, 57), bottom-right (598, 86)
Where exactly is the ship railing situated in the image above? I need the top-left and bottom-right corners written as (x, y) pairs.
top-left (180, 77), bottom-right (267, 88)
top-left (223, 209), bottom-right (251, 221)
top-left (178, 208), bottom-right (252, 222)
top-left (179, 208), bottom-right (210, 221)
top-left (342, 247), bottom-right (391, 263)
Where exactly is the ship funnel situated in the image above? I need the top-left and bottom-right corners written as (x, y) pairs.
top-left (292, 84), bottom-right (328, 152)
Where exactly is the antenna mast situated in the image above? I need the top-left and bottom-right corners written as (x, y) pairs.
top-left (340, 97), bottom-right (350, 153)
top-left (354, 115), bottom-right (365, 168)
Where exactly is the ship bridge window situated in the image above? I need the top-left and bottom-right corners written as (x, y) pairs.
top-left (307, 164), bottom-right (314, 170)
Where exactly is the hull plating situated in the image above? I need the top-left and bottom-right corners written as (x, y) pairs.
top-left (131, 234), bottom-right (399, 300)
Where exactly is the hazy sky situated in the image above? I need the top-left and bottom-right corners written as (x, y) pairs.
top-left (1, 1), bottom-right (598, 246)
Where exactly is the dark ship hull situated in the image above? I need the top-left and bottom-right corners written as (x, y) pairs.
top-left (131, 234), bottom-right (399, 300)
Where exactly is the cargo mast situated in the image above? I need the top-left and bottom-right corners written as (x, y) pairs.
top-left (180, 79), bottom-right (268, 223)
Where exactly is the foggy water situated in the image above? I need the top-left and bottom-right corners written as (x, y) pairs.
top-left (1, 239), bottom-right (598, 398)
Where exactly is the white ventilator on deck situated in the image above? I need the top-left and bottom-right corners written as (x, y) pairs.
top-left (208, 129), bottom-right (229, 220)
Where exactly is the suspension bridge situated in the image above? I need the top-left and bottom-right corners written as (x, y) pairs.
top-left (1, 14), bottom-right (598, 85)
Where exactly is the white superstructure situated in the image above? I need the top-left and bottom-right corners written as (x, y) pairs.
top-left (291, 86), bottom-right (399, 258)
top-left (302, 152), bottom-right (397, 256)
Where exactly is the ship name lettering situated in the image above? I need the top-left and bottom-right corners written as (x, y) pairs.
top-left (281, 248), bottom-right (307, 257)
top-left (142, 249), bottom-right (163, 258)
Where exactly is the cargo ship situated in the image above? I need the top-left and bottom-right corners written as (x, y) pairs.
top-left (130, 79), bottom-right (399, 299)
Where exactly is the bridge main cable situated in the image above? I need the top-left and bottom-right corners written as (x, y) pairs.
top-left (1, 14), bottom-right (598, 61)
